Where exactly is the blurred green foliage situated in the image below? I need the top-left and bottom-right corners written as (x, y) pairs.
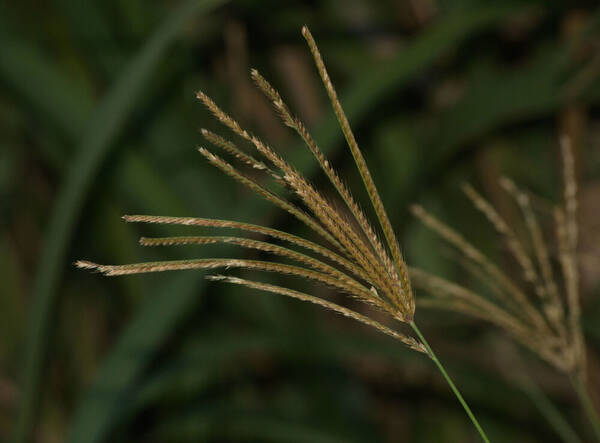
top-left (1, 0), bottom-right (600, 442)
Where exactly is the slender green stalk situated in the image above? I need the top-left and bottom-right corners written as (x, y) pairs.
top-left (571, 374), bottom-right (600, 441)
top-left (410, 321), bottom-right (490, 443)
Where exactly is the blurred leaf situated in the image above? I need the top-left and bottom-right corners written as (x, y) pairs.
top-left (414, 34), bottom-right (600, 202)
top-left (66, 272), bottom-right (204, 443)
top-left (518, 372), bottom-right (583, 443)
top-left (12, 1), bottom-right (228, 442)
top-left (156, 408), bottom-right (366, 443)
top-left (294, 3), bottom-right (528, 172)
top-left (0, 40), bottom-right (92, 141)
top-left (0, 235), bottom-right (25, 370)
top-left (55, 0), bottom-right (124, 76)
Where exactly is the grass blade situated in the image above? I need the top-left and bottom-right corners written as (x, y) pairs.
top-left (65, 273), bottom-right (203, 443)
top-left (12, 1), bottom-right (228, 442)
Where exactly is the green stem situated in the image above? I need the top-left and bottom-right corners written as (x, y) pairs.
top-left (571, 374), bottom-right (600, 441)
top-left (410, 321), bottom-right (490, 443)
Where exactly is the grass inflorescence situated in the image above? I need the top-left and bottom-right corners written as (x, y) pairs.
top-left (411, 137), bottom-right (600, 440)
top-left (77, 26), bottom-right (418, 347)
top-left (77, 26), bottom-right (492, 441)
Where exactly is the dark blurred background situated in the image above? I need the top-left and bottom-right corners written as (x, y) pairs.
top-left (2, 0), bottom-right (600, 441)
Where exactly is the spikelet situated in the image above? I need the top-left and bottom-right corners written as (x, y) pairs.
top-left (411, 138), bottom-right (585, 375)
top-left (302, 26), bottom-right (413, 313)
top-left (77, 27), bottom-right (421, 354)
